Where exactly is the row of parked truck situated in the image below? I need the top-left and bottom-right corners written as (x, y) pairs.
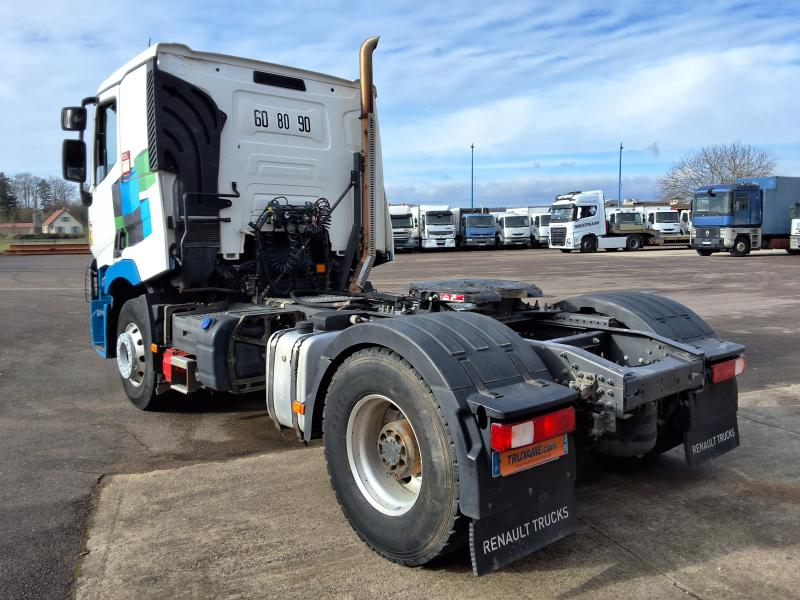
top-left (389, 195), bottom-right (690, 252)
top-left (391, 176), bottom-right (800, 257)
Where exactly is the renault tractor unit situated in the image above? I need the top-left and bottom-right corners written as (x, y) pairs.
top-left (418, 204), bottom-right (456, 249)
top-left (62, 38), bottom-right (745, 576)
top-left (691, 177), bottom-right (800, 257)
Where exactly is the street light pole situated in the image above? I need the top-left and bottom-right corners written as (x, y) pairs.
top-left (471, 143), bottom-right (474, 209)
top-left (617, 142), bottom-right (623, 207)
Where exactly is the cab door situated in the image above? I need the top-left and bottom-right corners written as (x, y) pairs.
top-left (88, 90), bottom-right (121, 268)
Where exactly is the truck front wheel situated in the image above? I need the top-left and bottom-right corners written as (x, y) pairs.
top-left (323, 347), bottom-right (466, 565)
top-left (115, 298), bottom-right (160, 410)
top-left (731, 236), bottom-right (750, 257)
top-left (580, 236), bottom-right (597, 253)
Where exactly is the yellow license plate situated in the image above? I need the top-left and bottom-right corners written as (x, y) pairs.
top-left (492, 435), bottom-right (568, 477)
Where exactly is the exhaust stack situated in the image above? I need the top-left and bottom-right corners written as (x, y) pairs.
top-left (351, 36), bottom-right (380, 292)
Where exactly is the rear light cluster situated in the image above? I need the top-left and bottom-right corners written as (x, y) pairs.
top-left (709, 356), bottom-right (746, 384)
top-left (491, 407), bottom-right (576, 452)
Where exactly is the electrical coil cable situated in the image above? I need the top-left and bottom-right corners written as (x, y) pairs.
top-left (249, 196), bottom-right (332, 298)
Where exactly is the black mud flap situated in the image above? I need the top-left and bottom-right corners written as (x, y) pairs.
top-left (684, 378), bottom-right (740, 466)
top-left (469, 446), bottom-right (577, 576)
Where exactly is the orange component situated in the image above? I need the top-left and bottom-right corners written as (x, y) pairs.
top-left (315, 263), bottom-right (327, 273)
top-left (150, 343), bottom-right (159, 353)
top-left (292, 401), bottom-right (305, 415)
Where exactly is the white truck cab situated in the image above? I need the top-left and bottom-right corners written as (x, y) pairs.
top-left (548, 191), bottom-right (616, 252)
top-left (530, 211), bottom-right (551, 248)
top-left (680, 209), bottom-right (692, 235)
top-left (642, 206), bottom-right (682, 237)
top-left (495, 213), bottom-right (531, 248)
top-left (549, 191), bottom-right (659, 252)
top-left (790, 202), bottom-right (800, 252)
top-left (419, 205), bottom-right (455, 249)
top-left (389, 204), bottom-right (419, 251)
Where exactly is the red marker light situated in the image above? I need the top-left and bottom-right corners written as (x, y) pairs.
top-left (709, 356), bottom-right (746, 384)
top-left (491, 406), bottom-right (575, 452)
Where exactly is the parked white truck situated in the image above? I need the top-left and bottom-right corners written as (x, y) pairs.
top-left (508, 206), bottom-right (551, 247)
top-left (641, 206), bottom-right (688, 245)
top-left (419, 204), bottom-right (456, 249)
top-left (389, 204), bottom-right (419, 251)
top-left (495, 213), bottom-right (531, 248)
top-left (61, 38), bottom-right (745, 576)
top-left (791, 202), bottom-right (800, 253)
top-left (548, 191), bottom-right (659, 252)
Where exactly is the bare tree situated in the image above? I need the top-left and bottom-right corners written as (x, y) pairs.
top-left (658, 142), bottom-right (777, 200)
top-left (46, 176), bottom-right (76, 207)
top-left (12, 173), bottom-right (38, 210)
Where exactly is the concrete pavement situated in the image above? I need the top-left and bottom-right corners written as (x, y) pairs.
top-left (75, 386), bottom-right (800, 600)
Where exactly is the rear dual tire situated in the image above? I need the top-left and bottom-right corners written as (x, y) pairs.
top-left (323, 348), bottom-right (466, 565)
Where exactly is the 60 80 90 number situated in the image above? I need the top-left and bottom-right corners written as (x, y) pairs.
top-left (253, 109), bottom-right (313, 135)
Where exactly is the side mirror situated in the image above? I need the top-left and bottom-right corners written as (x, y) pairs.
top-left (62, 139), bottom-right (87, 183)
top-left (61, 107), bottom-right (87, 131)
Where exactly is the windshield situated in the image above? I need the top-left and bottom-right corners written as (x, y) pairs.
top-left (692, 192), bottom-right (732, 216)
top-left (426, 212), bottom-right (453, 226)
top-left (391, 215), bottom-right (413, 228)
top-left (616, 212), bottom-right (641, 224)
top-left (503, 216), bottom-right (529, 228)
top-left (538, 215), bottom-right (551, 226)
top-left (550, 205), bottom-right (575, 223)
top-left (655, 211), bottom-right (680, 223)
top-left (466, 215), bottom-right (495, 227)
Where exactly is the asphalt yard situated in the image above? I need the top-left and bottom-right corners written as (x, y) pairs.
top-left (1, 248), bottom-right (798, 599)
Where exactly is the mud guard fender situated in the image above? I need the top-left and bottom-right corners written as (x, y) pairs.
top-left (304, 310), bottom-right (576, 519)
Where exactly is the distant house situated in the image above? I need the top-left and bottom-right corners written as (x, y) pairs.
top-left (42, 209), bottom-right (84, 235)
top-left (0, 222), bottom-right (35, 236)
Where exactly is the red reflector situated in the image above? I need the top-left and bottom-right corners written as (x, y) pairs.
top-left (709, 356), bottom-right (746, 384)
top-left (162, 348), bottom-right (189, 383)
top-left (490, 406), bottom-right (575, 452)
top-left (532, 407), bottom-right (576, 443)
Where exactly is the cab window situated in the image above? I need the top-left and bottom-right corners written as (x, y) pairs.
top-left (95, 101), bottom-right (118, 183)
top-left (733, 192), bottom-right (750, 212)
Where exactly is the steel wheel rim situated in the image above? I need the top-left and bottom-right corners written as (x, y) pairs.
top-left (116, 322), bottom-right (146, 387)
top-left (346, 394), bottom-right (422, 516)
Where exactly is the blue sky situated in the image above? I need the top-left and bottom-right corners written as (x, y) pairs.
top-left (1, 0), bottom-right (799, 206)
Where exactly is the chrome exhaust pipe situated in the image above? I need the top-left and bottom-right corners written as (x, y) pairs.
top-left (359, 36), bottom-right (379, 116)
top-left (351, 36), bottom-right (380, 292)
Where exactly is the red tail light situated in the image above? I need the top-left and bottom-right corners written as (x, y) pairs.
top-left (709, 356), bottom-right (746, 384)
top-left (491, 407), bottom-right (576, 452)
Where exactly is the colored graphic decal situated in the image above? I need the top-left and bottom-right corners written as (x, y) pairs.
top-left (111, 149), bottom-right (156, 248)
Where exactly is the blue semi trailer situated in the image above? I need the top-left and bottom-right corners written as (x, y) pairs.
top-left (691, 176), bottom-right (800, 257)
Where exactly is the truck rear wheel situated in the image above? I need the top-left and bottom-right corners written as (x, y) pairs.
top-left (625, 235), bottom-right (642, 251)
top-left (116, 298), bottom-right (160, 410)
top-left (323, 347), bottom-right (466, 565)
top-left (696, 249), bottom-right (713, 256)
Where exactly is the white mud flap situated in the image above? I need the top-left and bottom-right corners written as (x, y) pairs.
top-left (469, 449), bottom-right (577, 576)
